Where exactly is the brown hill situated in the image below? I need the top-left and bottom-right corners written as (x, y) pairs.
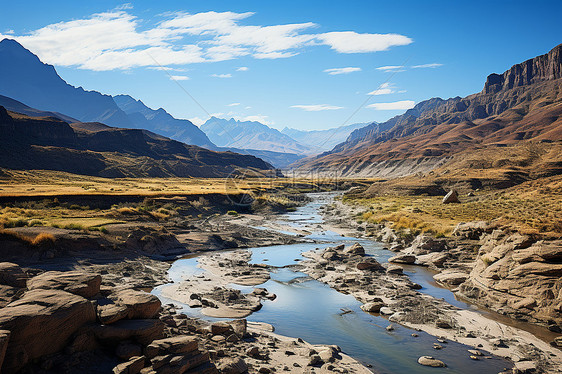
top-left (296, 44), bottom-right (562, 178)
top-left (0, 106), bottom-right (274, 178)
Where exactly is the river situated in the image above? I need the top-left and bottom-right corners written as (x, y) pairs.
top-left (153, 193), bottom-right (514, 373)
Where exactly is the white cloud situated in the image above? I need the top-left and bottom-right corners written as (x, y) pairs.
top-left (169, 75), bottom-right (189, 80)
top-left (236, 66), bottom-right (249, 71)
top-left (253, 51), bottom-right (297, 59)
top-left (367, 100), bottom-right (415, 110)
top-left (5, 10), bottom-right (413, 71)
top-left (291, 104), bottom-right (343, 111)
top-left (317, 32), bottom-right (412, 53)
top-left (323, 67), bottom-right (361, 75)
top-left (148, 66), bottom-right (185, 71)
top-left (211, 73), bottom-right (232, 78)
top-left (367, 82), bottom-right (404, 95)
top-left (115, 3), bottom-right (133, 10)
top-left (376, 65), bottom-right (405, 72)
top-left (227, 102), bottom-right (240, 106)
top-left (245, 106), bottom-right (252, 109)
top-left (411, 63), bottom-right (443, 69)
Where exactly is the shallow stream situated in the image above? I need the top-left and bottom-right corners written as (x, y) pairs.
top-left (153, 193), bottom-right (514, 373)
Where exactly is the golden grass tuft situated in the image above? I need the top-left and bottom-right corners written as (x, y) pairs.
top-left (31, 232), bottom-right (56, 246)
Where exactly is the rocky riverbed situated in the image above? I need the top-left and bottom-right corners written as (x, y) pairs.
top-left (1, 191), bottom-right (561, 373)
top-left (318, 196), bottom-right (562, 373)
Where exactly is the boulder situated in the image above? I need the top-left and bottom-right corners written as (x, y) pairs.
top-left (386, 265), bottom-right (403, 274)
top-left (91, 319), bottom-right (164, 345)
top-left (216, 357), bottom-right (248, 374)
top-left (110, 289), bottom-right (161, 319)
top-left (144, 336), bottom-right (199, 359)
top-left (433, 271), bottom-right (469, 286)
top-left (452, 221), bottom-right (490, 239)
top-left (418, 356), bottom-right (446, 367)
top-left (0, 289), bottom-right (96, 373)
top-left (0, 262), bottom-right (27, 288)
top-left (388, 254), bottom-right (416, 264)
top-left (27, 271), bottom-right (101, 298)
top-left (322, 250), bottom-right (338, 261)
top-left (442, 190), bottom-right (460, 204)
top-left (417, 252), bottom-right (449, 267)
top-left (356, 259), bottom-right (384, 271)
top-left (405, 235), bottom-right (448, 255)
top-left (148, 351), bottom-right (213, 374)
top-left (228, 319), bottom-right (247, 338)
top-left (344, 243), bottom-right (365, 256)
top-left (360, 302), bottom-right (385, 313)
top-left (98, 301), bottom-right (130, 324)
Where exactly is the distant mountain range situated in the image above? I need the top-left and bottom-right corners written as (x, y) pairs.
top-left (0, 38), bottom-right (387, 172)
top-left (281, 122), bottom-right (370, 153)
top-left (113, 95), bottom-right (215, 149)
top-left (296, 43), bottom-right (562, 177)
top-left (201, 117), bottom-right (313, 155)
top-left (0, 39), bottom-right (213, 149)
top-left (0, 100), bottom-right (274, 178)
top-left (200, 117), bottom-right (372, 168)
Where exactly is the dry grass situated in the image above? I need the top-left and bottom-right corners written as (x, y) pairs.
top-left (31, 232), bottom-right (56, 246)
top-left (347, 174), bottom-right (562, 237)
top-left (0, 169), bottom-right (370, 197)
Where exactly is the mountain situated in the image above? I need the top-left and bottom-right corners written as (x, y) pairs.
top-left (0, 105), bottom-right (274, 178)
top-left (0, 39), bottom-right (132, 128)
top-left (0, 94), bottom-right (77, 123)
top-left (0, 39), bottom-right (214, 149)
top-left (221, 148), bottom-right (304, 169)
top-left (201, 117), bottom-right (313, 155)
top-left (281, 122), bottom-right (371, 152)
top-left (296, 44), bottom-right (562, 177)
top-left (113, 95), bottom-right (215, 149)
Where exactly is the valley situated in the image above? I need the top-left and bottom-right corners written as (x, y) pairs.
top-left (0, 8), bottom-right (561, 374)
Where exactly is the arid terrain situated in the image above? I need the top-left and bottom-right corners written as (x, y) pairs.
top-left (0, 16), bottom-right (561, 374)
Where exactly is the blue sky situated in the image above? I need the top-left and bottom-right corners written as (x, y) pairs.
top-left (2, 0), bottom-right (560, 130)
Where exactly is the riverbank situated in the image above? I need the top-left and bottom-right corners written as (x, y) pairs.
top-left (319, 194), bottom-right (562, 373)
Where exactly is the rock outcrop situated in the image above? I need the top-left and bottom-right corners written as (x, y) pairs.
top-left (0, 289), bottom-right (97, 372)
top-left (459, 231), bottom-right (562, 328)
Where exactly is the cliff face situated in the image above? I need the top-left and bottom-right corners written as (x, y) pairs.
top-left (484, 44), bottom-right (562, 94)
top-left (295, 44), bottom-right (562, 177)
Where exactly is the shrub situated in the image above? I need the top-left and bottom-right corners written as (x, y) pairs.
top-left (4, 218), bottom-right (28, 228)
top-left (31, 232), bottom-right (56, 246)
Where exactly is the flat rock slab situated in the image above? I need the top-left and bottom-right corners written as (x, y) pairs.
top-left (27, 271), bottom-right (101, 298)
top-left (91, 319), bottom-right (164, 345)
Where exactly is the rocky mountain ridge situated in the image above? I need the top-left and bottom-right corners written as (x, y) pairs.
top-left (295, 44), bottom-right (562, 177)
top-left (0, 39), bottom-right (214, 149)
